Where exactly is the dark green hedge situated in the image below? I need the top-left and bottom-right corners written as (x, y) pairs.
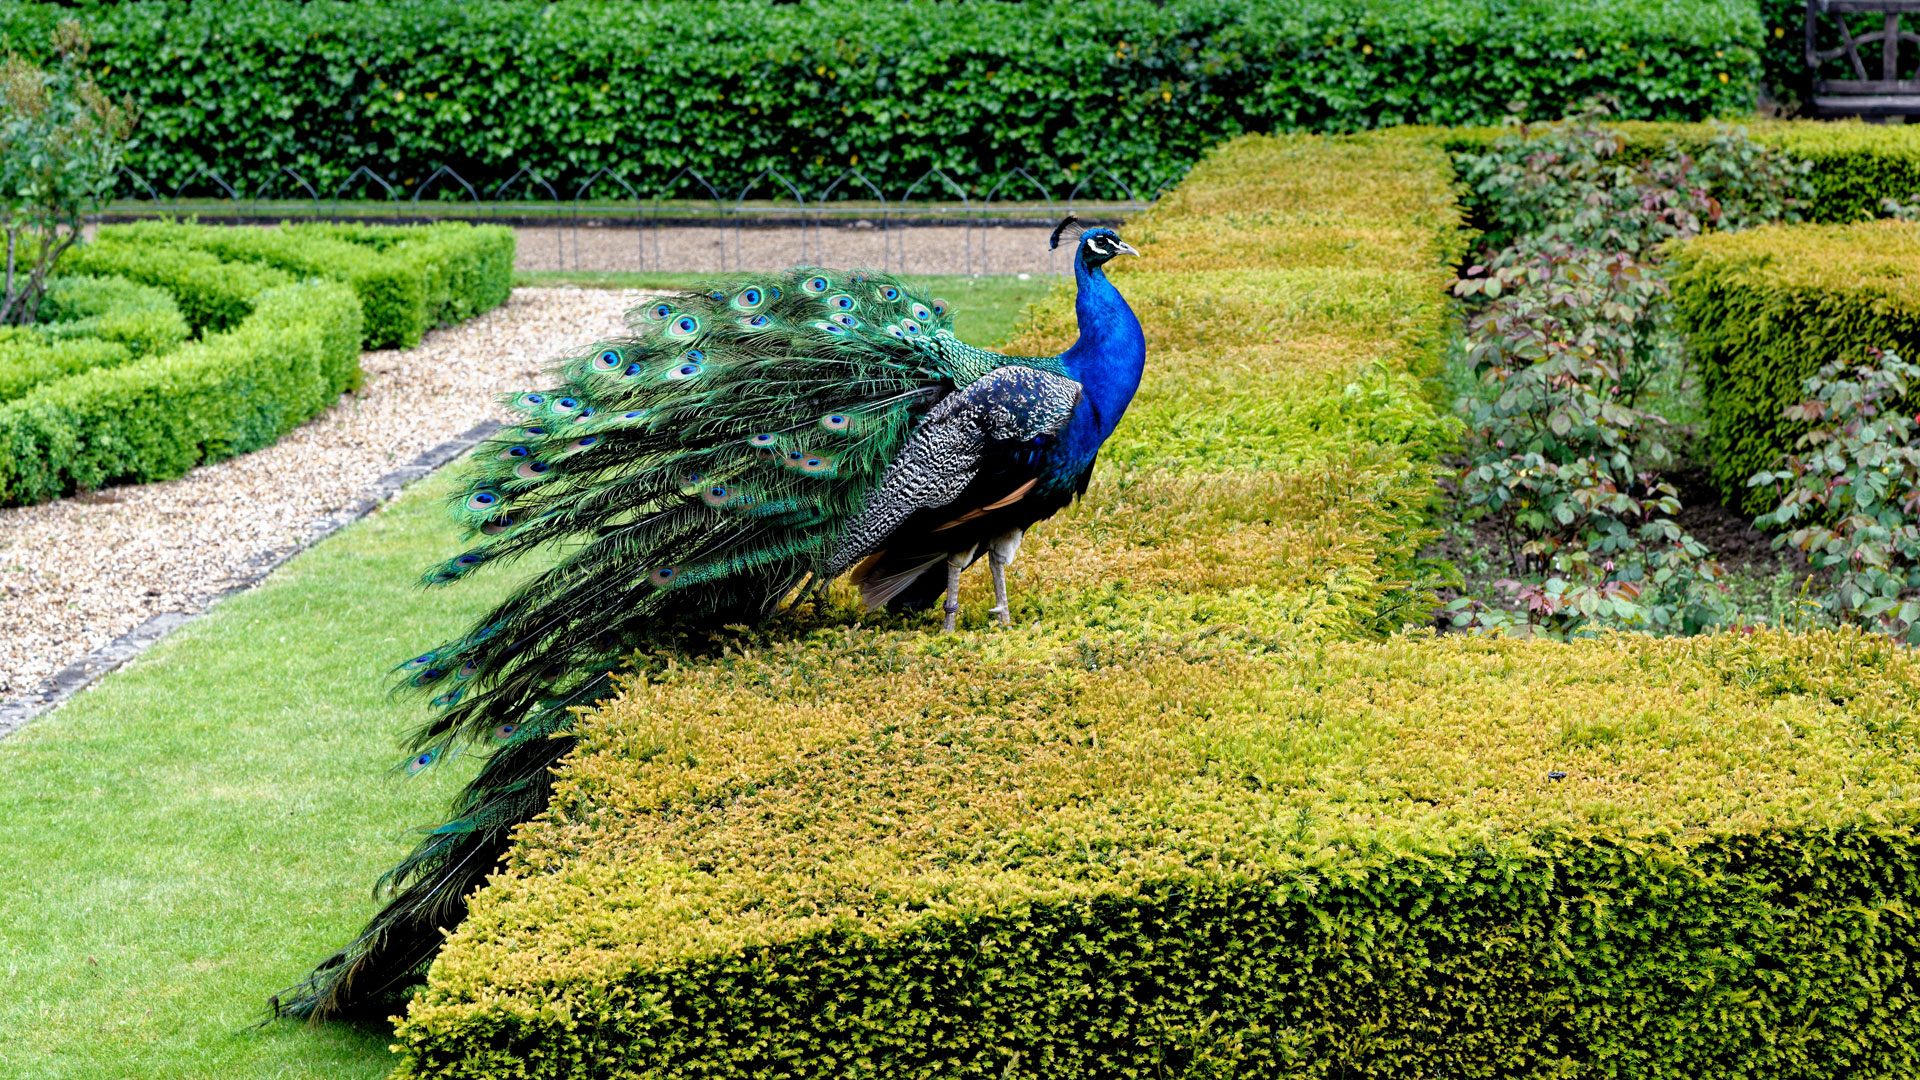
top-left (62, 240), bottom-right (292, 335)
top-left (75, 221), bottom-right (515, 350)
top-left (0, 280), bottom-right (363, 504)
top-left (1668, 219), bottom-right (1920, 516)
top-left (0, 0), bottom-right (1762, 197)
top-left (0, 334), bottom-right (132, 406)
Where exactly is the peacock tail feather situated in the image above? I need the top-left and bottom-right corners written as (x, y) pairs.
top-left (273, 267), bottom-right (1070, 1020)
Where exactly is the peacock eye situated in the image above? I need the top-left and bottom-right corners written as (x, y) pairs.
top-left (568, 436), bottom-right (597, 450)
top-left (805, 276), bottom-right (829, 293)
top-left (814, 320), bottom-right (847, 335)
top-left (648, 567), bottom-right (676, 586)
top-left (554, 397), bottom-right (578, 411)
top-left (886, 324), bottom-right (905, 339)
top-left (741, 314), bottom-right (771, 328)
top-left (467, 491), bottom-right (497, 509)
top-left (497, 445), bottom-right (529, 461)
top-left (518, 392), bottom-right (545, 409)
top-left (832, 313), bottom-right (859, 329)
top-left (593, 349), bottom-right (622, 370)
top-left (670, 315), bottom-right (701, 337)
top-left (820, 413), bottom-right (851, 431)
top-left (881, 286), bottom-right (900, 301)
top-left (668, 362), bottom-right (703, 380)
top-left (900, 318), bottom-right (922, 335)
top-left (406, 750), bottom-right (437, 774)
top-left (649, 303), bottom-right (672, 321)
top-left (516, 461), bottom-right (550, 479)
top-left (702, 485), bottom-right (731, 506)
top-left (748, 433), bottom-right (777, 446)
top-left (829, 294), bottom-right (855, 311)
top-left (931, 298), bottom-right (948, 316)
top-left (910, 303), bottom-right (932, 322)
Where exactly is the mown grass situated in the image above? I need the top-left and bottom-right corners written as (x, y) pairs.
top-left (0, 471), bottom-right (513, 1080)
top-left (512, 271), bottom-right (1058, 349)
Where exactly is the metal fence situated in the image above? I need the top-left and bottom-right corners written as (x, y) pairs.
top-left (112, 161), bottom-right (1169, 276)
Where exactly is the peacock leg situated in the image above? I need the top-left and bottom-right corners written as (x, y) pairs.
top-left (986, 528), bottom-right (1025, 628)
top-left (941, 546), bottom-right (976, 633)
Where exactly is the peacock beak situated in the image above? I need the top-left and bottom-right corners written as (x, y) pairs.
top-left (1115, 241), bottom-right (1141, 257)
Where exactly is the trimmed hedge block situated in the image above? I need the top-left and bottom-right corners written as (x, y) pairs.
top-left (61, 239), bottom-right (291, 335)
top-left (86, 220), bottom-right (515, 350)
top-left (0, 334), bottom-right (133, 405)
top-left (1668, 219), bottom-right (1920, 515)
top-left (0, 280), bottom-right (362, 504)
top-left (37, 274), bottom-right (191, 360)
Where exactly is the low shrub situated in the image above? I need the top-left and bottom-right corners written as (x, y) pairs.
top-left (37, 273), bottom-right (189, 359)
top-left (0, 332), bottom-right (129, 404)
top-left (1750, 349), bottom-right (1920, 643)
top-left (1667, 219), bottom-right (1920, 515)
top-left (90, 220), bottom-right (515, 349)
top-left (1441, 120), bottom-right (1920, 226)
top-left (61, 237), bottom-right (290, 334)
top-left (0, 0), bottom-right (1762, 197)
top-left (0, 278), bottom-right (362, 503)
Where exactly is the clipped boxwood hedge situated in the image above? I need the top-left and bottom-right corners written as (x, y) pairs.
top-left (1668, 219), bottom-right (1920, 516)
top-left (0, 0), bottom-right (1760, 197)
top-left (0, 334), bottom-right (132, 406)
top-left (79, 220), bottom-right (515, 350)
top-left (382, 132), bottom-right (1920, 1078)
top-left (37, 274), bottom-right (191, 360)
top-left (61, 240), bottom-right (292, 335)
top-left (0, 279), bottom-right (363, 504)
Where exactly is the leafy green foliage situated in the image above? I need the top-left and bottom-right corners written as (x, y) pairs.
top-left (37, 272), bottom-right (188, 358)
top-left (1751, 350), bottom-right (1920, 643)
top-left (0, 331), bottom-right (128, 403)
top-left (1443, 119), bottom-right (1811, 636)
top-left (0, 21), bottom-right (132, 324)
top-left (0, 0), bottom-right (1761, 197)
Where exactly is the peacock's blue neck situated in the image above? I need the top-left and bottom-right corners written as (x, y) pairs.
top-left (1046, 257), bottom-right (1145, 478)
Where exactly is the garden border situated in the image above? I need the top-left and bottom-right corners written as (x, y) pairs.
top-left (0, 419), bottom-right (500, 740)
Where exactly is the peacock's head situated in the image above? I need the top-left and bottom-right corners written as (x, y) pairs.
top-left (1050, 217), bottom-right (1139, 272)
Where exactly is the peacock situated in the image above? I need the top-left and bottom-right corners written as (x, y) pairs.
top-left (272, 219), bottom-right (1144, 1020)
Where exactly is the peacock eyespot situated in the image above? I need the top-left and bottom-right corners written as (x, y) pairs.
top-left (467, 491), bottom-right (498, 510)
top-left (747, 433), bottom-right (777, 446)
top-left (804, 276), bottom-right (830, 294)
top-left (829, 294), bottom-right (856, 311)
top-left (516, 461), bottom-right (550, 479)
top-left (702, 485), bottom-right (731, 506)
top-left (814, 320), bottom-right (847, 335)
top-left (553, 397), bottom-right (579, 412)
top-left (881, 285), bottom-right (901, 301)
top-left (481, 517), bottom-right (512, 535)
top-left (670, 315), bottom-right (701, 337)
top-left (568, 436), bottom-right (597, 451)
top-left (406, 751), bottom-right (436, 774)
top-left (648, 302), bottom-right (673, 321)
top-left (886, 324), bottom-right (905, 339)
top-left (768, 286), bottom-right (782, 300)
top-left (517, 393), bottom-right (545, 410)
top-left (492, 723), bottom-right (518, 741)
top-left (407, 653), bottom-right (436, 669)
top-left (668, 362), bottom-right (703, 380)
top-left (524, 426), bottom-right (547, 436)
top-left (623, 362), bottom-right (643, 377)
top-left (648, 567), bottom-right (677, 586)
top-left (900, 318), bottom-right (922, 335)
top-left (709, 290), bottom-right (725, 301)
top-left (432, 690), bottom-right (462, 707)
top-left (576, 408), bottom-right (596, 420)
top-left (733, 287), bottom-right (764, 309)
top-left (931, 298), bottom-right (949, 316)
top-left (458, 661), bottom-right (479, 679)
top-left (820, 413), bottom-right (851, 431)
top-left (622, 410), bottom-right (645, 420)
top-left (799, 456), bottom-right (830, 473)
top-left (456, 554), bottom-right (481, 567)
top-left (910, 303), bottom-right (932, 322)
top-left (593, 349), bottom-right (622, 370)
top-left (497, 446), bottom-right (530, 461)
top-left (832, 313), bottom-right (859, 329)
top-left (740, 314), bottom-right (771, 329)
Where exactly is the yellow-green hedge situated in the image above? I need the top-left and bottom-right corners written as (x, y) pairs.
top-left (387, 130), bottom-right (1920, 1078)
top-left (1668, 219), bottom-right (1920, 516)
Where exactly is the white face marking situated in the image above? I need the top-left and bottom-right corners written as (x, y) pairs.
top-left (1085, 235), bottom-right (1112, 255)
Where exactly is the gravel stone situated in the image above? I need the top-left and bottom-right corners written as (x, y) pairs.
top-left (0, 288), bottom-right (642, 704)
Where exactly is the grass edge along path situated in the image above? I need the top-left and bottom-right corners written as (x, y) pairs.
top-left (396, 131), bottom-right (1920, 1079)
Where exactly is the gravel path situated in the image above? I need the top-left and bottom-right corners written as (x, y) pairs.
top-left (0, 288), bottom-right (642, 705)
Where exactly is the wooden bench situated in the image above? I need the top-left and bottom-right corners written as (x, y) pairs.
top-left (1806, 0), bottom-right (1920, 119)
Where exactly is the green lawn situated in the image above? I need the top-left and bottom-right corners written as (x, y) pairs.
top-left (512, 271), bottom-right (1060, 351)
top-left (0, 471), bottom-right (524, 1080)
top-left (0, 283), bottom-right (1044, 1079)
